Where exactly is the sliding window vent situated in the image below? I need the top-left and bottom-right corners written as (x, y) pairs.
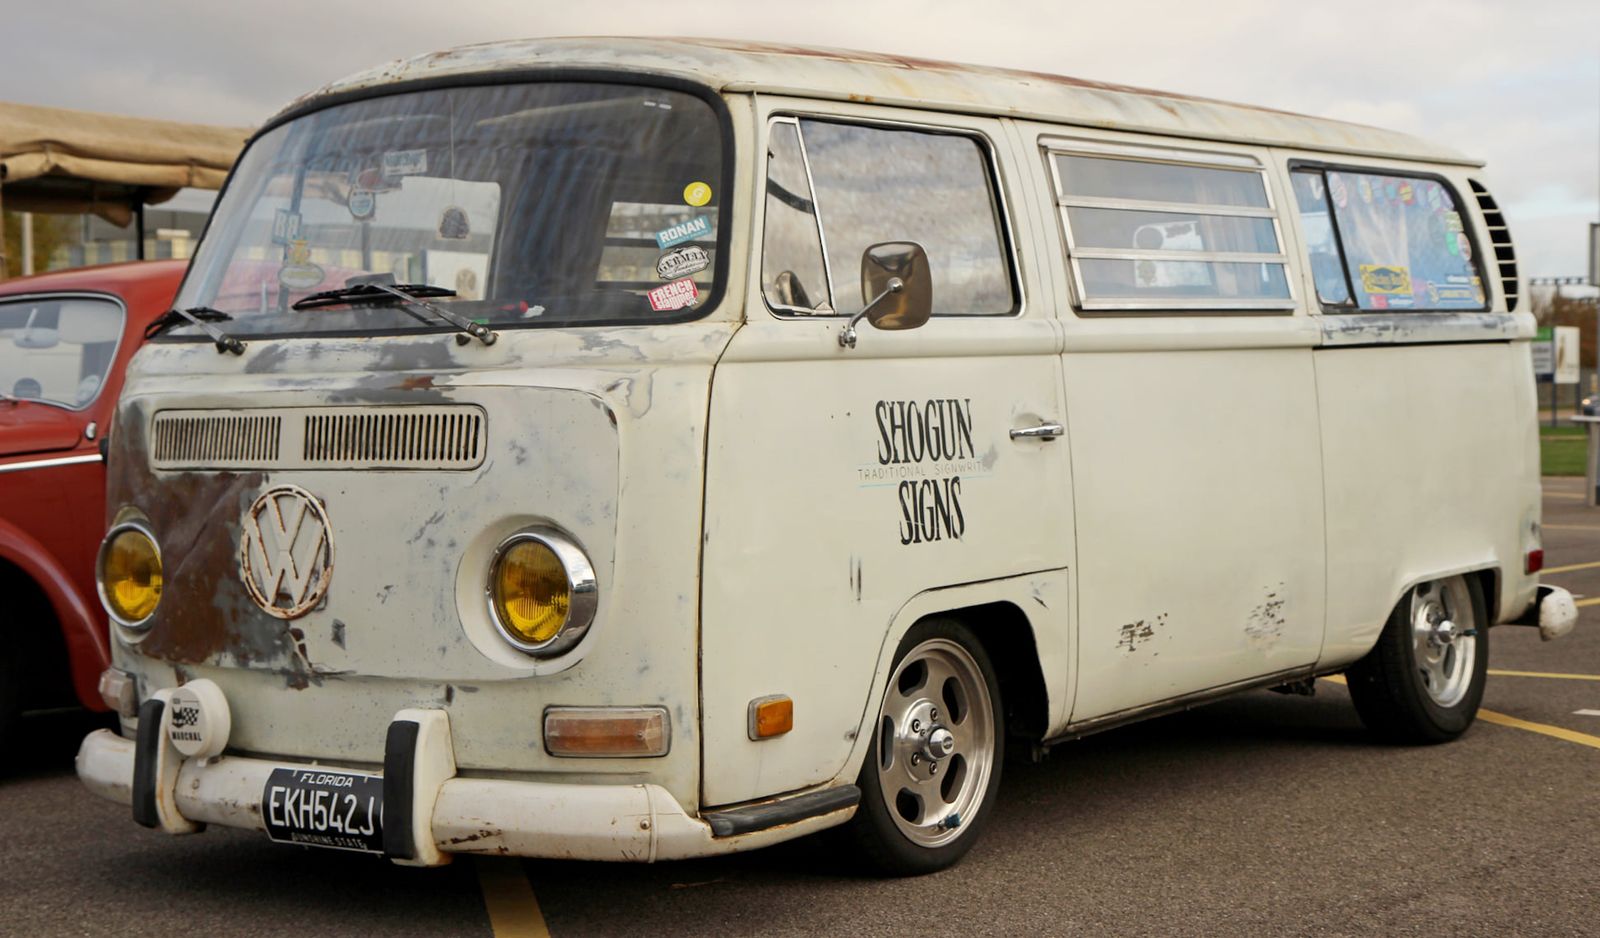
top-left (1469, 179), bottom-right (1519, 311)
top-left (150, 405), bottom-right (486, 470)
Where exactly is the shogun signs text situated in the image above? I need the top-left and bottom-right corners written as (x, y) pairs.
top-left (862, 399), bottom-right (982, 545)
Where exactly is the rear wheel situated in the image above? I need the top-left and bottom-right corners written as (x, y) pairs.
top-left (845, 618), bottom-right (1004, 875)
top-left (1346, 575), bottom-right (1488, 743)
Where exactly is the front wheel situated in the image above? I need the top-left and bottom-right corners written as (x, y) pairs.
top-left (1346, 575), bottom-right (1489, 743)
top-left (844, 618), bottom-right (1004, 875)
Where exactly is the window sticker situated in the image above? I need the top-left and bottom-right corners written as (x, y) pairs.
top-left (682, 181), bottom-right (712, 207)
top-left (278, 238), bottom-right (324, 289)
top-left (1359, 264), bottom-right (1412, 295)
top-left (655, 214), bottom-right (712, 249)
top-left (647, 277), bottom-right (699, 311)
top-left (655, 244), bottom-right (710, 280)
top-left (271, 209), bottom-right (302, 246)
top-left (438, 206), bottom-right (470, 240)
top-left (382, 148), bottom-right (429, 178)
top-left (347, 189), bottom-right (376, 221)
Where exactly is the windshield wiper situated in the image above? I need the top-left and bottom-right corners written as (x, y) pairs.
top-left (293, 282), bottom-right (496, 346)
top-left (145, 307), bottom-right (245, 355)
top-left (292, 282), bottom-right (457, 310)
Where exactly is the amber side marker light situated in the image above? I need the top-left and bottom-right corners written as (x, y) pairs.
top-left (543, 707), bottom-right (670, 758)
top-left (748, 695), bottom-right (794, 740)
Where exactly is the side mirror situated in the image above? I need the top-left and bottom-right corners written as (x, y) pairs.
top-left (839, 241), bottom-right (932, 349)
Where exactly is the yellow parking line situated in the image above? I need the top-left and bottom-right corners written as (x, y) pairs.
top-left (1575, 597), bottom-right (1600, 608)
top-left (477, 857), bottom-right (551, 938)
top-left (1477, 709), bottom-right (1600, 750)
top-left (1540, 559), bottom-right (1600, 574)
top-left (1545, 491), bottom-right (1586, 500)
top-left (1543, 524), bottom-right (1600, 531)
top-left (1488, 669), bottom-right (1600, 682)
top-left (1320, 675), bottom-right (1600, 750)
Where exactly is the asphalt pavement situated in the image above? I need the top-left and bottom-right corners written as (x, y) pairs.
top-left (4, 480), bottom-right (1597, 937)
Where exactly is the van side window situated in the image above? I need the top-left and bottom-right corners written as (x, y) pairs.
top-left (762, 120), bottom-right (832, 313)
top-left (1047, 144), bottom-right (1292, 311)
top-left (760, 118), bottom-right (1017, 316)
top-left (1293, 167), bottom-right (1486, 312)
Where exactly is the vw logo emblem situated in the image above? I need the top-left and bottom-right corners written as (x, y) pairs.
top-left (239, 485), bottom-right (335, 620)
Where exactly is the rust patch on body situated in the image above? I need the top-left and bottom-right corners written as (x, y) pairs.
top-left (1117, 613), bottom-right (1168, 653)
top-left (107, 400), bottom-right (315, 685)
top-left (1245, 585), bottom-right (1288, 649)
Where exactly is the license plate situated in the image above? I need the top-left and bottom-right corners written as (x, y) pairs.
top-left (262, 767), bottom-right (384, 853)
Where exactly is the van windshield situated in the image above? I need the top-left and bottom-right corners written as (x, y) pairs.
top-left (169, 82), bottom-right (725, 337)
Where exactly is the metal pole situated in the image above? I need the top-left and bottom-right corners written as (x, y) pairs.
top-left (0, 179), bottom-right (8, 281)
top-left (20, 211), bottom-right (32, 276)
top-left (134, 200), bottom-right (147, 261)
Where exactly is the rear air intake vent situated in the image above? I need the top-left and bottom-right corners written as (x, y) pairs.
top-left (1469, 179), bottom-right (1519, 311)
top-left (150, 405), bottom-right (486, 470)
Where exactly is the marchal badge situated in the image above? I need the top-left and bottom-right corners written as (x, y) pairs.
top-left (239, 485), bottom-right (335, 619)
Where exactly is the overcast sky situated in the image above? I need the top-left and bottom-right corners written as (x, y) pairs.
top-left (5, 0), bottom-right (1597, 277)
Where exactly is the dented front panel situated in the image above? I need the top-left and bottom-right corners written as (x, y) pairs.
top-left (106, 325), bottom-right (734, 809)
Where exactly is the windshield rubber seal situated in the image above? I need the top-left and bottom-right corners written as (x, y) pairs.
top-left (155, 67), bottom-right (737, 343)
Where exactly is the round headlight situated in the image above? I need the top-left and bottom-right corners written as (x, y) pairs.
top-left (486, 529), bottom-right (597, 656)
top-left (97, 522), bottom-right (163, 628)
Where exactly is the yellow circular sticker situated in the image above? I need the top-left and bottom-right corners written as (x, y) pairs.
top-left (683, 181), bottom-right (712, 207)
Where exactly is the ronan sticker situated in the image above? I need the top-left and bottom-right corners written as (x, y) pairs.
top-left (656, 245), bottom-right (710, 280)
top-left (1359, 264), bottom-right (1412, 296)
top-left (656, 214), bottom-right (712, 249)
top-left (647, 277), bottom-right (699, 311)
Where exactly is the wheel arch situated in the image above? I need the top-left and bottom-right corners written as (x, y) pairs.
top-left (0, 519), bottom-right (110, 710)
top-left (830, 569), bottom-right (1070, 789)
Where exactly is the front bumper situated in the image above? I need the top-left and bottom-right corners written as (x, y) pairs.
top-left (77, 702), bottom-right (856, 865)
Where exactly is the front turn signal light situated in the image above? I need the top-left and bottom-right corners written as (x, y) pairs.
top-left (544, 706), bottom-right (669, 758)
top-left (97, 522), bottom-right (162, 628)
top-left (486, 528), bottom-right (597, 656)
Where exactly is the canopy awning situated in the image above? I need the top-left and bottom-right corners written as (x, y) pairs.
top-left (0, 100), bottom-right (252, 226)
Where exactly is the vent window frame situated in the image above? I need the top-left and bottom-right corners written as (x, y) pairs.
top-left (1043, 137), bottom-right (1296, 314)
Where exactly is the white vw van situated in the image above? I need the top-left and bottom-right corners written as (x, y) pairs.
top-left (78, 38), bottom-right (1577, 875)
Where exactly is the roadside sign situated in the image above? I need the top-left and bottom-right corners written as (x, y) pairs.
top-left (1555, 325), bottom-right (1580, 385)
top-left (1533, 326), bottom-right (1554, 383)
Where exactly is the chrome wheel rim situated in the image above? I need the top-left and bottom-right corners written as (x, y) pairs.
top-left (1410, 577), bottom-right (1477, 708)
top-left (875, 638), bottom-right (995, 848)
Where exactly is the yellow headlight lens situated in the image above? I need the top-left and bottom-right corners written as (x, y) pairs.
top-left (101, 527), bottom-right (162, 624)
top-left (491, 539), bottom-right (571, 646)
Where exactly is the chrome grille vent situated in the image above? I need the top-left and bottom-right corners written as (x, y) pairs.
top-left (152, 414), bottom-right (282, 467)
top-left (1469, 179), bottom-right (1519, 312)
top-left (150, 405), bottom-right (486, 470)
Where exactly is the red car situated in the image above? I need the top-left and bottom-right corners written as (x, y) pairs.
top-left (0, 260), bottom-right (185, 746)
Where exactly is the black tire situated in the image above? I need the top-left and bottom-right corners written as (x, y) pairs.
top-left (0, 647), bottom-right (20, 758)
top-left (1346, 575), bottom-right (1489, 743)
top-left (843, 617), bottom-right (1005, 876)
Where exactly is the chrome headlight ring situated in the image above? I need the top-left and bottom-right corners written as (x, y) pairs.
top-left (484, 527), bottom-right (598, 657)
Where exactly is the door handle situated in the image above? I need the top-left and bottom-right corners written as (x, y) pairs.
top-left (1009, 422), bottom-right (1064, 441)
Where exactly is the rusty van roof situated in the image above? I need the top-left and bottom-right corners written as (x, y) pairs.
top-left (283, 37), bottom-right (1479, 167)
